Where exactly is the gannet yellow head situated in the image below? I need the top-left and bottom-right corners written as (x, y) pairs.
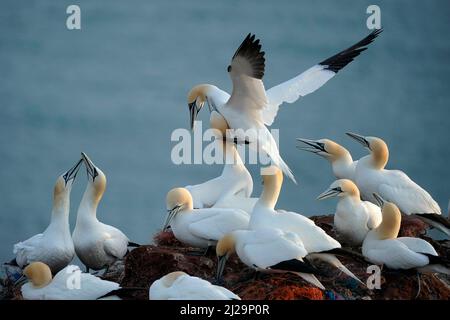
top-left (297, 138), bottom-right (351, 163)
top-left (216, 233), bottom-right (236, 282)
top-left (187, 84), bottom-right (215, 130)
top-left (346, 133), bottom-right (389, 169)
top-left (163, 188), bottom-right (194, 231)
top-left (317, 179), bottom-right (360, 200)
top-left (81, 152), bottom-right (107, 203)
top-left (160, 271), bottom-right (187, 288)
top-left (23, 262), bottom-right (53, 288)
top-left (372, 193), bottom-right (401, 240)
top-left (260, 166), bottom-right (283, 209)
top-left (53, 158), bottom-right (83, 209)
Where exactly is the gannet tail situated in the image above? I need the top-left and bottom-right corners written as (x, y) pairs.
top-left (277, 156), bottom-right (297, 184)
top-left (127, 241), bottom-right (141, 247)
top-left (291, 272), bottom-right (326, 290)
top-left (308, 253), bottom-right (364, 286)
top-left (415, 214), bottom-right (450, 237)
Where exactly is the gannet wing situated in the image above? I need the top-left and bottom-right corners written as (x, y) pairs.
top-left (168, 275), bottom-right (239, 300)
top-left (263, 29), bottom-right (382, 125)
top-left (103, 236), bottom-right (128, 260)
top-left (396, 237), bottom-right (438, 256)
top-left (13, 233), bottom-right (44, 267)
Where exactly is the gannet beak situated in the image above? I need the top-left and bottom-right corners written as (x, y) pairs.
top-left (296, 138), bottom-right (326, 154)
top-left (63, 158), bottom-right (83, 185)
top-left (189, 100), bottom-right (204, 130)
top-left (162, 206), bottom-right (180, 231)
top-left (215, 255), bottom-right (228, 283)
top-left (81, 152), bottom-right (98, 181)
top-left (14, 274), bottom-right (28, 287)
top-left (317, 187), bottom-right (342, 200)
top-left (372, 193), bottom-right (385, 207)
top-left (346, 132), bottom-right (370, 148)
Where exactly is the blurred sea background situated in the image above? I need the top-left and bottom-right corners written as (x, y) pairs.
top-left (0, 0), bottom-right (449, 261)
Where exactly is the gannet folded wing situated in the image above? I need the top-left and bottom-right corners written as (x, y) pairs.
top-left (169, 275), bottom-right (240, 300)
top-left (13, 234), bottom-right (44, 267)
top-left (396, 237), bottom-right (438, 256)
top-left (263, 29), bottom-right (382, 125)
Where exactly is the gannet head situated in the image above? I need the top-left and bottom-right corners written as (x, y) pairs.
top-left (23, 262), bottom-right (53, 289)
top-left (53, 158), bottom-right (83, 209)
top-left (317, 179), bottom-right (360, 200)
top-left (160, 271), bottom-right (187, 288)
top-left (372, 193), bottom-right (401, 240)
top-left (297, 138), bottom-right (351, 163)
top-left (346, 133), bottom-right (389, 169)
top-left (216, 233), bottom-right (236, 282)
top-left (163, 188), bottom-right (194, 231)
top-left (187, 84), bottom-right (215, 130)
top-left (81, 152), bottom-right (107, 202)
top-left (259, 166), bottom-right (283, 209)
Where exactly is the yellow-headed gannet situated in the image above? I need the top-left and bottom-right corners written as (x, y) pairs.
top-left (13, 159), bottom-right (83, 273)
top-left (73, 152), bottom-right (138, 272)
top-left (346, 133), bottom-right (448, 236)
top-left (187, 30), bottom-right (382, 183)
top-left (317, 179), bottom-right (382, 245)
top-left (362, 194), bottom-right (450, 274)
top-left (149, 271), bottom-right (240, 300)
top-left (297, 138), bottom-right (357, 181)
top-left (185, 111), bottom-right (254, 210)
top-left (20, 262), bottom-right (120, 300)
top-left (163, 188), bottom-right (249, 249)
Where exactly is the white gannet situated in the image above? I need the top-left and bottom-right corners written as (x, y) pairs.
top-left (187, 30), bottom-right (382, 182)
top-left (13, 159), bottom-right (83, 273)
top-left (185, 111), bottom-right (254, 210)
top-left (73, 152), bottom-right (138, 272)
top-left (249, 166), bottom-right (362, 283)
top-left (362, 194), bottom-right (450, 274)
top-left (297, 138), bottom-right (357, 181)
top-left (20, 262), bottom-right (120, 300)
top-left (317, 179), bottom-right (382, 245)
top-left (346, 132), bottom-right (449, 236)
top-left (216, 229), bottom-right (325, 290)
top-left (163, 188), bottom-right (249, 249)
top-left (149, 271), bottom-right (240, 300)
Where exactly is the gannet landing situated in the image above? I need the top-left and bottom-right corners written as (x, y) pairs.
top-left (73, 152), bottom-right (137, 272)
top-left (13, 159), bottom-right (83, 273)
top-left (297, 138), bottom-right (357, 181)
top-left (346, 133), bottom-right (448, 236)
top-left (317, 179), bottom-right (382, 245)
top-left (20, 262), bottom-right (120, 300)
top-left (187, 30), bottom-right (382, 182)
top-left (216, 229), bottom-right (325, 290)
top-left (185, 111), bottom-right (254, 210)
top-left (362, 194), bottom-right (450, 274)
top-left (163, 188), bottom-right (249, 249)
top-left (149, 271), bottom-right (240, 300)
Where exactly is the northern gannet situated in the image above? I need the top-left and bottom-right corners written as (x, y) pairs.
top-left (73, 152), bottom-right (138, 272)
top-left (249, 166), bottom-right (362, 283)
top-left (216, 229), bottom-right (325, 290)
top-left (21, 262), bottom-right (120, 300)
top-left (187, 30), bottom-right (382, 182)
top-left (297, 138), bottom-right (357, 181)
top-left (346, 133), bottom-right (449, 236)
top-left (185, 111), bottom-right (254, 210)
top-left (163, 188), bottom-right (249, 249)
top-left (317, 179), bottom-right (382, 245)
top-left (13, 159), bottom-right (83, 273)
top-left (362, 194), bottom-right (450, 274)
top-left (149, 271), bottom-right (240, 300)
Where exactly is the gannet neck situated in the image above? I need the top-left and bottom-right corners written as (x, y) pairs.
top-left (77, 182), bottom-right (104, 220)
top-left (23, 262), bottom-right (53, 289)
top-left (332, 153), bottom-right (354, 178)
top-left (216, 233), bottom-right (236, 257)
top-left (369, 137), bottom-right (389, 170)
top-left (161, 271), bottom-right (187, 288)
top-left (259, 167), bottom-right (283, 209)
top-left (375, 202), bottom-right (401, 240)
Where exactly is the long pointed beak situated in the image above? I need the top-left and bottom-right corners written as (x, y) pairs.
top-left (63, 158), bottom-right (83, 185)
top-left (14, 274), bottom-right (28, 287)
top-left (346, 132), bottom-right (369, 148)
top-left (162, 208), bottom-right (179, 231)
top-left (372, 193), bottom-right (385, 207)
top-left (216, 255), bottom-right (228, 283)
top-left (189, 101), bottom-right (203, 130)
top-left (317, 188), bottom-right (340, 200)
top-left (296, 138), bottom-right (325, 154)
top-left (81, 152), bottom-right (98, 181)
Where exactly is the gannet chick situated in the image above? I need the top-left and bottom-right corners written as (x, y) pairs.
top-left (249, 166), bottom-right (362, 284)
top-left (216, 229), bottom-right (326, 290)
top-left (13, 159), bottom-right (83, 273)
top-left (362, 194), bottom-right (450, 274)
top-left (149, 271), bottom-right (240, 300)
top-left (317, 179), bottom-right (382, 245)
top-left (73, 152), bottom-right (137, 272)
top-left (164, 188), bottom-right (249, 249)
top-left (187, 30), bottom-right (382, 183)
top-left (297, 138), bottom-right (357, 181)
top-left (21, 262), bottom-right (120, 300)
top-left (185, 111), bottom-right (254, 210)
top-left (346, 133), bottom-right (448, 236)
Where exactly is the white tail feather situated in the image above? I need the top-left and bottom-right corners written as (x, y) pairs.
top-left (290, 272), bottom-right (325, 290)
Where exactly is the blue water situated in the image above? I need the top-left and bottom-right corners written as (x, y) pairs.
top-left (1, 0), bottom-right (449, 260)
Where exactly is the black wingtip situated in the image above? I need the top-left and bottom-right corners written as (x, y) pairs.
top-left (231, 33), bottom-right (266, 79)
top-left (128, 241), bottom-right (141, 248)
top-left (319, 28), bottom-right (383, 73)
top-left (270, 259), bottom-right (326, 276)
top-left (416, 213), bottom-right (450, 229)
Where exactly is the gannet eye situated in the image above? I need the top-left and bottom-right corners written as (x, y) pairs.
top-left (333, 187), bottom-right (343, 192)
top-left (227, 65), bottom-right (232, 72)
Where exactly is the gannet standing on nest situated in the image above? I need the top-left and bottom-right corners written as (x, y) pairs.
top-left (317, 179), bottom-right (382, 245)
top-left (73, 152), bottom-right (139, 272)
top-left (13, 159), bottom-right (83, 273)
top-left (187, 30), bottom-right (382, 183)
top-left (149, 271), bottom-right (240, 300)
top-left (346, 133), bottom-right (449, 236)
top-left (185, 111), bottom-right (254, 211)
